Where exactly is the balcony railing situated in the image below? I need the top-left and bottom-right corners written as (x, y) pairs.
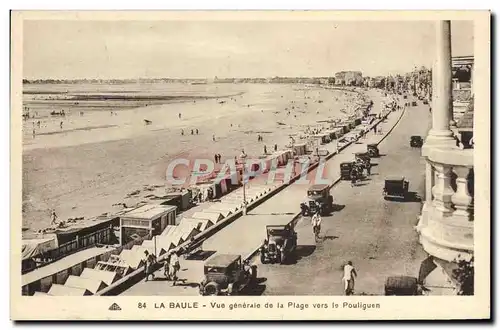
top-left (419, 146), bottom-right (474, 262)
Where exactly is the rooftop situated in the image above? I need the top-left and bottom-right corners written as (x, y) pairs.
top-left (205, 254), bottom-right (241, 267)
top-left (122, 204), bottom-right (176, 220)
top-left (22, 246), bottom-right (114, 286)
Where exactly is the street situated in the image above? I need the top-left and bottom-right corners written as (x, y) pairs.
top-left (253, 100), bottom-right (431, 296)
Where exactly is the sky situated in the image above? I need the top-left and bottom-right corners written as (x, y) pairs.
top-left (23, 20), bottom-right (473, 79)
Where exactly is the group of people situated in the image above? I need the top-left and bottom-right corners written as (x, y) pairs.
top-left (214, 153), bottom-right (223, 164)
top-left (143, 250), bottom-right (181, 286)
top-left (181, 128), bottom-right (199, 136)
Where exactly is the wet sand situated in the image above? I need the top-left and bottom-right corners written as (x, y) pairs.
top-left (22, 83), bottom-right (366, 235)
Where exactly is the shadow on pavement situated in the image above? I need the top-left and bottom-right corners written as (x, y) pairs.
top-left (185, 250), bottom-right (217, 261)
top-left (332, 204), bottom-right (345, 212)
top-left (384, 192), bottom-right (422, 203)
top-left (322, 235), bottom-right (339, 241)
top-left (244, 284), bottom-right (266, 296)
top-left (295, 245), bottom-right (316, 260)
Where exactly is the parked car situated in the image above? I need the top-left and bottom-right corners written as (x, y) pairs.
top-left (199, 254), bottom-right (257, 296)
top-left (260, 225), bottom-right (297, 264)
top-left (300, 184), bottom-right (334, 216)
top-left (385, 276), bottom-right (421, 295)
top-left (410, 135), bottom-right (424, 148)
top-left (383, 176), bottom-right (409, 200)
top-left (367, 143), bottom-right (380, 157)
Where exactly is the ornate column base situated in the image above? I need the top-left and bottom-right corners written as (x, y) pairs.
top-left (419, 218), bottom-right (473, 262)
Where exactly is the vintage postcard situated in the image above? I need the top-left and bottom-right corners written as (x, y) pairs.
top-left (11, 10), bottom-right (490, 320)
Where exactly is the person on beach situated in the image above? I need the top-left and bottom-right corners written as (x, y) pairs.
top-left (343, 261), bottom-right (357, 296)
top-left (274, 144), bottom-right (278, 152)
top-left (196, 128), bottom-right (199, 135)
top-left (181, 129), bottom-right (184, 136)
top-left (214, 154), bottom-right (218, 164)
top-left (50, 210), bottom-right (58, 225)
top-left (191, 129), bottom-right (194, 135)
top-left (32, 129), bottom-right (36, 139)
top-left (60, 121), bottom-right (63, 129)
top-left (144, 250), bottom-right (156, 282)
top-left (179, 113), bottom-right (182, 119)
top-left (217, 154), bottom-right (222, 164)
top-left (212, 134), bottom-right (216, 142)
top-left (264, 145), bottom-right (267, 154)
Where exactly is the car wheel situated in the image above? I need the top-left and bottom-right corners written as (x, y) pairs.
top-left (203, 282), bottom-right (220, 296)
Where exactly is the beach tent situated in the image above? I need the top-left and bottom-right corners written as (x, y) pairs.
top-left (64, 275), bottom-right (107, 294)
top-left (22, 237), bottom-right (57, 260)
top-left (204, 208), bottom-right (232, 218)
top-left (141, 239), bottom-right (167, 256)
top-left (118, 249), bottom-right (145, 269)
top-left (173, 221), bottom-right (202, 240)
top-left (191, 211), bottom-right (224, 224)
top-left (80, 268), bottom-right (120, 286)
top-left (205, 205), bottom-right (234, 218)
top-left (48, 284), bottom-right (92, 296)
top-left (179, 218), bottom-right (212, 232)
top-left (161, 225), bottom-right (177, 236)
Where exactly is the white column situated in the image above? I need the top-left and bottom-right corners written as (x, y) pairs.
top-left (451, 166), bottom-right (473, 222)
top-left (426, 20), bottom-right (456, 149)
top-left (431, 162), bottom-right (454, 219)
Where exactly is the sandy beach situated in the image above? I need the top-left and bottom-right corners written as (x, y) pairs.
top-left (22, 83), bottom-right (367, 235)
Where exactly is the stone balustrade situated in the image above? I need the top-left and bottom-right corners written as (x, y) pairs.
top-left (418, 146), bottom-right (474, 262)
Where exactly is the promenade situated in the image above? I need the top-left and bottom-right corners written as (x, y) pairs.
top-left (121, 89), bottom-right (407, 296)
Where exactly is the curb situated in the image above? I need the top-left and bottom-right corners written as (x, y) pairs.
top-left (243, 106), bottom-right (407, 263)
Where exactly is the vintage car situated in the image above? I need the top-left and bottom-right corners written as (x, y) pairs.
top-left (355, 152), bottom-right (371, 168)
top-left (340, 162), bottom-right (354, 180)
top-left (410, 135), bottom-right (424, 148)
top-left (260, 225), bottom-right (297, 264)
top-left (199, 254), bottom-right (257, 296)
top-left (367, 143), bottom-right (380, 157)
top-left (384, 276), bottom-right (421, 296)
top-left (300, 184), bottom-right (334, 216)
top-left (383, 176), bottom-right (409, 200)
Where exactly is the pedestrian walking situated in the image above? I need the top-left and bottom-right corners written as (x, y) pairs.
top-left (264, 145), bottom-right (267, 154)
top-left (170, 251), bottom-right (180, 286)
top-left (311, 211), bottom-right (322, 241)
top-left (50, 209), bottom-right (58, 225)
top-left (163, 252), bottom-right (171, 280)
top-left (214, 154), bottom-right (218, 164)
top-left (217, 154), bottom-right (222, 164)
top-left (196, 128), bottom-right (199, 135)
top-left (144, 250), bottom-right (156, 282)
top-left (191, 129), bottom-right (194, 135)
top-left (342, 261), bottom-right (357, 296)
top-left (274, 144), bottom-right (278, 152)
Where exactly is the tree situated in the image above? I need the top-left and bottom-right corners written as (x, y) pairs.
top-left (452, 257), bottom-right (474, 295)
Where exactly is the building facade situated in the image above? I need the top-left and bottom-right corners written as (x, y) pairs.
top-left (416, 21), bottom-right (474, 294)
